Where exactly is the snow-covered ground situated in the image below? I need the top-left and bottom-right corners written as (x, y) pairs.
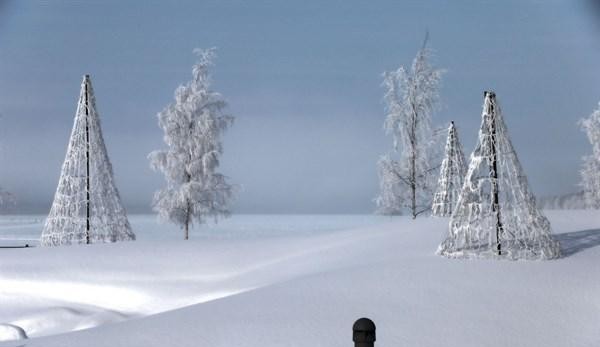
top-left (1, 211), bottom-right (599, 346)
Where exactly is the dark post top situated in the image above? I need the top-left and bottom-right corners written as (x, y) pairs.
top-left (353, 318), bottom-right (376, 343)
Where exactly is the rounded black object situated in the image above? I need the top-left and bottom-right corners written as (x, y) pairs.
top-left (353, 317), bottom-right (376, 343)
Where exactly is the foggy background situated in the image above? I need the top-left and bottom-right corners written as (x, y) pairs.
top-left (0, 0), bottom-right (599, 214)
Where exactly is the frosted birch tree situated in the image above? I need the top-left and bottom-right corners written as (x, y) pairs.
top-left (41, 75), bottom-right (135, 246)
top-left (149, 48), bottom-right (235, 240)
top-left (0, 188), bottom-right (15, 212)
top-left (375, 35), bottom-right (443, 218)
top-left (431, 121), bottom-right (466, 217)
top-left (437, 92), bottom-right (560, 260)
top-left (579, 102), bottom-right (600, 209)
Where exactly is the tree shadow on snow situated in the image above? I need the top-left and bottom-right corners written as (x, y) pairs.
top-left (555, 229), bottom-right (600, 257)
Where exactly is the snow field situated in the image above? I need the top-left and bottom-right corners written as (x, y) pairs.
top-left (0, 211), bottom-right (599, 346)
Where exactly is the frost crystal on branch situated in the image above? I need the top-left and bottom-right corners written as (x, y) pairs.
top-left (432, 121), bottom-right (466, 217)
top-left (41, 75), bottom-right (135, 246)
top-left (579, 102), bottom-right (600, 209)
top-left (149, 48), bottom-right (235, 240)
top-left (437, 92), bottom-right (560, 260)
top-left (375, 35), bottom-right (443, 218)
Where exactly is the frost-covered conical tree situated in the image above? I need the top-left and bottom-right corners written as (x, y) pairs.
top-left (41, 75), bottom-right (135, 246)
top-left (431, 121), bottom-right (466, 217)
top-left (437, 91), bottom-right (560, 260)
top-left (149, 48), bottom-right (234, 240)
top-left (579, 102), bottom-right (600, 209)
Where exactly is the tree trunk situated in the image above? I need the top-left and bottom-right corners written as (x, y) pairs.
top-left (84, 76), bottom-right (91, 245)
top-left (410, 103), bottom-right (418, 219)
top-left (183, 198), bottom-right (191, 240)
top-left (184, 220), bottom-right (189, 240)
top-left (411, 153), bottom-right (416, 219)
top-left (486, 92), bottom-right (503, 255)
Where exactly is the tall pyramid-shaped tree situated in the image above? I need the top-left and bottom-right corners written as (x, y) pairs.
top-left (437, 91), bottom-right (560, 260)
top-left (431, 121), bottom-right (466, 217)
top-left (375, 34), bottom-right (443, 218)
top-left (149, 48), bottom-right (235, 240)
top-left (41, 75), bottom-right (135, 246)
top-left (579, 102), bottom-right (600, 209)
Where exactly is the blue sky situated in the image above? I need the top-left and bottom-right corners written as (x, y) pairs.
top-left (0, 0), bottom-right (599, 213)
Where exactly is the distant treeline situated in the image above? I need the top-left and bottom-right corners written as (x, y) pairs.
top-left (539, 191), bottom-right (586, 210)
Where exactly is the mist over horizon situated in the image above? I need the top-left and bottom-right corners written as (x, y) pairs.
top-left (1, 1), bottom-right (600, 215)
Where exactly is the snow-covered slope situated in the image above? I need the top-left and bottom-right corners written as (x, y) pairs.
top-left (1, 211), bottom-right (600, 346)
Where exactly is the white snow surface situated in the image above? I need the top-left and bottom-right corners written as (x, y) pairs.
top-left (1, 211), bottom-right (600, 346)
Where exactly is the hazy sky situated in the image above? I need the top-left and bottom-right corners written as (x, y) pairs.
top-left (0, 0), bottom-right (599, 214)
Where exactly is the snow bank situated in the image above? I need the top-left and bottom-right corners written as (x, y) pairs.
top-left (0, 325), bottom-right (26, 341)
top-left (1, 211), bottom-right (600, 346)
